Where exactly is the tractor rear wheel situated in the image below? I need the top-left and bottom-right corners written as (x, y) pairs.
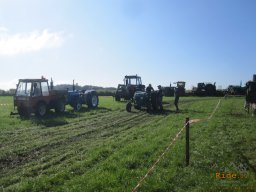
top-left (88, 93), bottom-right (99, 108)
top-left (146, 103), bottom-right (151, 112)
top-left (36, 102), bottom-right (47, 117)
top-left (55, 100), bottom-right (65, 113)
top-left (134, 105), bottom-right (141, 110)
top-left (152, 103), bottom-right (158, 111)
top-left (126, 102), bottom-right (132, 112)
top-left (115, 95), bottom-right (120, 101)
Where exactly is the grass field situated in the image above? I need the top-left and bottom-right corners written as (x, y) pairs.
top-left (0, 96), bottom-right (255, 191)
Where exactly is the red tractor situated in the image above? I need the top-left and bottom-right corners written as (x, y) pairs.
top-left (13, 77), bottom-right (67, 117)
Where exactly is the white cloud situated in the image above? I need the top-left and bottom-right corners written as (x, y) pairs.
top-left (0, 29), bottom-right (65, 56)
top-left (0, 26), bottom-right (8, 32)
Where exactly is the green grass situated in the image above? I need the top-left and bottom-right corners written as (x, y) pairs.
top-left (0, 96), bottom-right (255, 191)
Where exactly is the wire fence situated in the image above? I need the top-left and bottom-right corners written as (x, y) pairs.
top-left (132, 99), bottom-right (222, 192)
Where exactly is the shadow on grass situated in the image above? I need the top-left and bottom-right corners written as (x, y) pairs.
top-left (227, 112), bottom-right (246, 118)
top-left (14, 107), bottom-right (112, 127)
top-left (181, 109), bottom-right (206, 114)
top-left (129, 108), bottom-right (177, 116)
top-left (74, 106), bottom-right (112, 113)
top-left (114, 100), bottom-right (130, 103)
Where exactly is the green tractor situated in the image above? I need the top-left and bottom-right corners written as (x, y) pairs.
top-left (163, 81), bottom-right (186, 97)
top-left (126, 90), bottom-right (163, 112)
top-left (115, 75), bottom-right (145, 101)
top-left (192, 82), bottom-right (216, 96)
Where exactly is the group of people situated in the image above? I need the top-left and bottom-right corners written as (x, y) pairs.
top-left (146, 83), bottom-right (180, 112)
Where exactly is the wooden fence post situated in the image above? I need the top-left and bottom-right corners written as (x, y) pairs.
top-left (185, 117), bottom-right (190, 166)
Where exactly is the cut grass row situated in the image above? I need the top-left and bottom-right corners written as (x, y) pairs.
top-left (0, 96), bottom-right (255, 191)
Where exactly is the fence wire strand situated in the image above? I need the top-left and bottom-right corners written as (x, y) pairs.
top-left (132, 99), bottom-right (221, 192)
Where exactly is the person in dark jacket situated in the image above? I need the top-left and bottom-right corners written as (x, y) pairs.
top-left (157, 85), bottom-right (163, 111)
top-left (146, 84), bottom-right (154, 94)
top-left (174, 87), bottom-right (180, 112)
top-left (146, 84), bottom-right (154, 105)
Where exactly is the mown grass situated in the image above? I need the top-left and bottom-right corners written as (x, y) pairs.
top-left (0, 96), bottom-right (255, 191)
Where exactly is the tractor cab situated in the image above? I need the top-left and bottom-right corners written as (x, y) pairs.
top-left (15, 78), bottom-right (50, 98)
top-left (175, 81), bottom-right (186, 96)
top-left (124, 75), bottom-right (143, 86)
top-left (176, 81), bottom-right (186, 88)
top-left (115, 75), bottom-right (145, 101)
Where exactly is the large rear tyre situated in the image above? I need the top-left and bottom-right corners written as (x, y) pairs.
top-left (88, 93), bottom-right (99, 108)
top-left (126, 102), bottom-right (132, 112)
top-left (115, 95), bottom-right (121, 101)
top-left (159, 103), bottom-right (163, 111)
top-left (36, 102), bottom-right (47, 117)
top-left (152, 103), bottom-right (158, 111)
top-left (134, 105), bottom-right (141, 110)
top-left (146, 103), bottom-right (151, 113)
top-left (55, 100), bottom-right (66, 113)
top-left (18, 107), bottom-right (30, 117)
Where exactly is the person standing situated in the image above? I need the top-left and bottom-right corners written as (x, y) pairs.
top-left (157, 85), bottom-right (163, 111)
top-left (146, 84), bottom-right (154, 94)
top-left (174, 87), bottom-right (180, 112)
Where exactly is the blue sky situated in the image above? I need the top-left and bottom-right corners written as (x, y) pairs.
top-left (0, 0), bottom-right (255, 90)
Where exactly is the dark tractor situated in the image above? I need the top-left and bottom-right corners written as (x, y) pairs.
top-left (13, 77), bottom-right (67, 117)
top-left (227, 85), bottom-right (246, 95)
top-left (163, 81), bottom-right (186, 97)
top-left (126, 90), bottom-right (163, 112)
top-left (245, 75), bottom-right (256, 114)
top-left (163, 86), bottom-right (175, 97)
top-left (67, 81), bottom-right (98, 111)
top-left (115, 75), bottom-right (145, 101)
top-left (175, 81), bottom-right (186, 96)
top-left (192, 82), bottom-right (216, 96)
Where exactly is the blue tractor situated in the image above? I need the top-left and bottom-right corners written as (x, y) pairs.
top-left (67, 81), bottom-right (99, 111)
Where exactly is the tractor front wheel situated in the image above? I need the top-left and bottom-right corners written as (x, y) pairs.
top-left (36, 102), bottom-right (47, 117)
top-left (74, 102), bottom-right (82, 111)
top-left (18, 107), bottom-right (30, 117)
